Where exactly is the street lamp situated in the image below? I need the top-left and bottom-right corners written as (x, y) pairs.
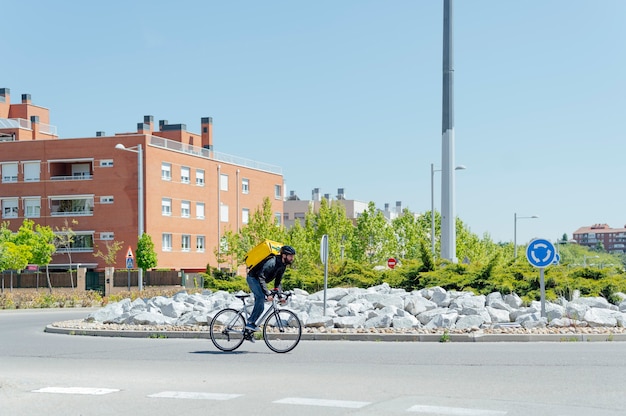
top-left (513, 213), bottom-right (538, 258)
top-left (431, 163), bottom-right (466, 257)
top-left (583, 255), bottom-right (599, 267)
top-left (115, 143), bottom-right (144, 291)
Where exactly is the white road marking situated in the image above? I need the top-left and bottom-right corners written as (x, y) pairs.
top-left (148, 391), bottom-right (242, 400)
top-left (407, 404), bottom-right (507, 415)
top-left (274, 397), bottom-right (371, 408)
top-left (32, 387), bottom-right (119, 395)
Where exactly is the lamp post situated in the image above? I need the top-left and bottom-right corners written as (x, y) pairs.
top-left (513, 213), bottom-right (538, 258)
top-left (431, 163), bottom-right (465, 258)
top-left (583, 255), bottom-right (599, 267)
top-left (115, 143), bottom-right (144, 291)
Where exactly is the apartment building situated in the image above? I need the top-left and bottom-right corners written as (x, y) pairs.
top-left (283, 187), bottom-right (404, 228)
top-left (0, 88), bottom-right (284, 273)
top-left (572, 223), bottom-right (626, 254)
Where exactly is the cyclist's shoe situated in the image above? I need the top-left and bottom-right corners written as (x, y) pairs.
top-left (245, 323), bottom-right (260, 332)
top-left (243, 330), bottom-right (255, 343)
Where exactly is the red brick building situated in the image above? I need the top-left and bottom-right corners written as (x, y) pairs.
top-left (0, 88), bottom-right (284, 274)
top-left (572, 223), bottom-right (626, 254)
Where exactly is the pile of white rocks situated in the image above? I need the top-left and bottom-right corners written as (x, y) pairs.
top-left (84, 283), bottom-right (626, 332)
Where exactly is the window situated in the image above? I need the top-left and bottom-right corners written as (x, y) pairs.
top-left (196, 169), bottom-right (205, 186)
top-left (49, 196), bottom-right (94, 216)
top-left (181, 200), bottom-right (190, 218)
top-left (220, 204), bottom-right (229, 222)
top-left (100, 196), bottom-right (114, 204)
top-left (55, 232), bottom-right (94, 252)
top-left (24, 197), bottom-right (41, 218)
top-left (196, 236), bottom-right (205, 252)
top-left (181, 234), bottom-right (191, 252)
top-left (161, 163), bottom-right (172, 180)
top-left (242, 178), bottom-right (249, 194)
top-left (23, 161), bottom-right (40, 182)
top-left (242, 208), bottom-right (250, 224)
top-left (162, 233), bottom-right (172, 251)
top-left (100, 159), bottom-right (114, 167)
top-left (196, 202), bottom-right (205, 219)
top-left (220, 174), bottom-right (228, 191)
top-left (181, 166), bottom-right (190, 184)
top-left (1, 162), bottom-right (18, 183)
top-left (100, 232), bottom-right (114, 241)
top-left (275, 212), bottom-right (282, 226)
top-left (162, 198), bottom-right (172, 216)
top-left (274, 184), bottom-right (282, 200)
top-left (2, 198), bottom-right (18, 218)
top-left (72, 163), bottom-right (91, 178)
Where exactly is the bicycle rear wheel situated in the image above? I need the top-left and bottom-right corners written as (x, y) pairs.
top-left (210, 308), bottom-right (245, 352)
top-left (263, 309), bottom-right (302, 353)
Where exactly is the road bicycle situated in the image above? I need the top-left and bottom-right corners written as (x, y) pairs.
top-left (209, 290), bottom-right (302, 353)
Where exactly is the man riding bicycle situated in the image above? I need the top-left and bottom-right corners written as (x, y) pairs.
top-left (245, 245), bottom-right (296, 331)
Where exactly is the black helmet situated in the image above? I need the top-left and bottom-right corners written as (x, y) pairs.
top-left (280, 245), bottom-right (296, 255)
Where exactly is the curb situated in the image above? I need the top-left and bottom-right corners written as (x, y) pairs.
top-left (44, 325), bottom-right (626, 342)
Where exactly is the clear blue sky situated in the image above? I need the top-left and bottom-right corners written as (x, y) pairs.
top-left (5, 1), bottom-right (625, 245)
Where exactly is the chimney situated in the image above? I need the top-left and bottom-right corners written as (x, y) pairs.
top-left (396, 201), bottom-right (402, 213)
top-left (159, 120), bottom-right (168, 130)
top-left (323, 193), bottom-right (330, 200)
top-left (312, 188), bottom-right (321, 201)
top-left (0, 88), bottom-right (9, 103)
top-left (201, 117), bottom-right (213, 150)
top-left (337, 188), bottom-right (345, 200)
top-left (22, 94), bottom-right (31, 104)
top-left (137, 122), bottom-right (149, 134)
top-left (384, 203), bottom-right (390, 212)
top-left (30, 115), bottom-right (39, 140)
top-left (143, 115), bottom-right (154, 133)
top-left (96, 131), bottom-right (106, 137)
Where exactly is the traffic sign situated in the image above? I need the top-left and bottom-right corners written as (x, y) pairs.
top-left (526, 238), bottom-right (556, 268)
top-left (126, 246), bottom-right (134, 259)
top-left (125, 257), bottom-right (134, 269)
top-left (387, 258), bottom-right (397, 269)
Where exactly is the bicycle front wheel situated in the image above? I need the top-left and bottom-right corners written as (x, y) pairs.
top-left (210, 308), bottom-right (245, 352)
top-left (263, 309), bottom-right (302, 353)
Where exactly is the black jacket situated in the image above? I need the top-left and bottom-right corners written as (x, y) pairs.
top-left (248, 255), bottom-right (286, 296)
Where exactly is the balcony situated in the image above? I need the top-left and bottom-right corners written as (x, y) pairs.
top-left (48, 159), bottom-right (94, 181)
top-left (50, 197), bottom-right (94, 217)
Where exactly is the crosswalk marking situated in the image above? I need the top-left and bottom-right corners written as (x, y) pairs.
top-left (274, 397), bottom-right (371, 409)
top-left (32, 387), bottom-right (119, 395)
top-left (407, 404), bottom-right (507, 415)
top-left (148, 391), bottom-right (242, 400)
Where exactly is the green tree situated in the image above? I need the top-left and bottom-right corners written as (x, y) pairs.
top-left (136, 233), bottom-right (157, 272)
top-left (53, 219), bottom-right (78, 288)
top-left (13, 220), bottom-right (56, 293)
top-left (392, 209), bottom-right (428, 260)
top-left (93, 240), bottom-right (124, 268)
top-left (240, 197), bottom-right (286, 254)
top-left (350, 202), bottom-right (395, 264)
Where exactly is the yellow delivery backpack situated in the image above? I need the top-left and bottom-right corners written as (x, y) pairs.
top-left (244, 239), bottom-right (282, 270)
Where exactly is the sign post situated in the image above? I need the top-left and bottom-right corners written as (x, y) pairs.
top-left (320, 235), bottom-right (329, 315)
top-left (526, 238), bottom-right (556, 318)
top-left (126, 246), bottom-right (135, 291)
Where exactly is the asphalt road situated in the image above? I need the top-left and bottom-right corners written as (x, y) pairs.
top-left (1, 308), bottom-right (625, 416)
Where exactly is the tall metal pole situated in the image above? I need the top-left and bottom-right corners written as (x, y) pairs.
top-left (441, 0), bottom-right (457, 262)
top-left (513, 212), bottom-right (518, 258)
top-left (137, 144), bottom-right (144, 291)
top-left (431, 163), bottom-right (436, 257)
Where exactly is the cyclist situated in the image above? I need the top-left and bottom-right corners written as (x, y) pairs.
top-left (245, 245), bottom-right (296, 331)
